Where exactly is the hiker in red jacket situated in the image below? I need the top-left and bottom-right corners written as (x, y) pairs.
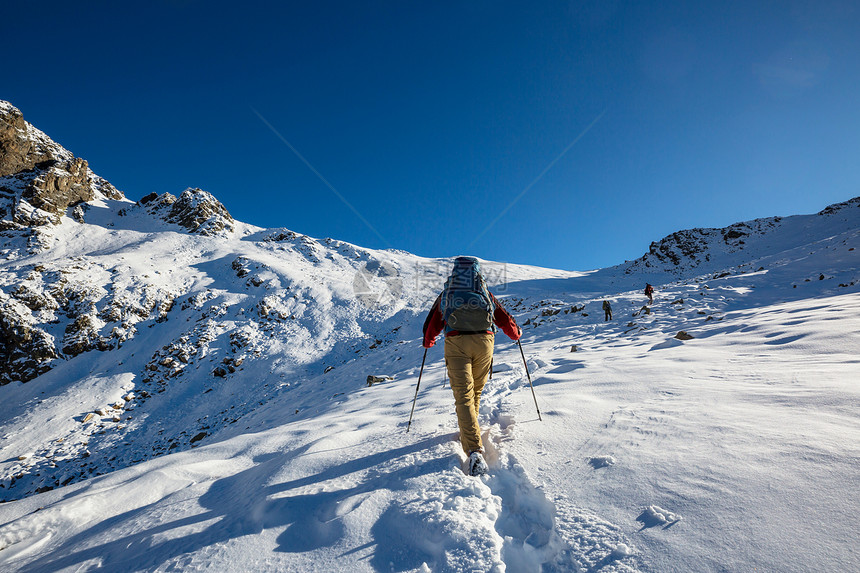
top-left (422, 256), bottom-right (521, 476)
top-left (645, 283), bottom-right (655, 305)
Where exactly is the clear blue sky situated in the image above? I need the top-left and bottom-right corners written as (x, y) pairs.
top-left (3, 1), bottom-right (859, 270)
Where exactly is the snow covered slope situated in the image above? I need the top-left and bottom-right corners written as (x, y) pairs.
top-left (0, 102), bottom-right (858, 571)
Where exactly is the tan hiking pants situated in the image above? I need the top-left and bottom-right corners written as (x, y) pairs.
top-left (444, 333), bottom-right (494, 454)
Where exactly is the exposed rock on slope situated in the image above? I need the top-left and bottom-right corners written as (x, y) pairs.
top-left (0, 101), bottom-right (60, 176)
top-left (631, 218), bottom-right (781, 272)
top-left (624, 197), bottom-right (859, 276)
top-left (0, 291), bottom-right (59, 385)
top-left (0, 102), bottom-right (236, 387)
top-left (818, 196), bottom-right (860, 216)
top-left (0, 101), bottom-right (122, 228)
top-left (138, 187), bottom-right (235, 236)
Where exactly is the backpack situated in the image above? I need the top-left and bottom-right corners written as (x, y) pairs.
top-left (440, 257), bottom-right (495, 332)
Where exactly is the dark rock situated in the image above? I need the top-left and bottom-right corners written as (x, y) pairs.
top-left (0, 297), bottom-right (58, 385)
top-left (675, 331), bottom-right (694, 341)
top-left (723, 228), bottom-right (747, 240)
top-left (62, 314), bottom-right (101, 357)
top-left (138, 192), bottom-right (159, 205)
top-left (166, 188), bottom-right (234, 235)
top-left (633, 305), bottom-right (651, 317)
top-left (366, 374), bottom-right (393, 386)
top-left (0, 101), bottom-right (51, 177)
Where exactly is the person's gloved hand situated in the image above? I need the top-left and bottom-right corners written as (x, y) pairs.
top-left (423, 336), bottom-right (436, 349)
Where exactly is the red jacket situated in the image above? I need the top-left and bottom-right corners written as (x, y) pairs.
top-left (422, 292), bottom-right (520, 348)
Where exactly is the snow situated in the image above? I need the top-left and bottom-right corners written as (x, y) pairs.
top-left (0, 193), bottom-right (858, 572)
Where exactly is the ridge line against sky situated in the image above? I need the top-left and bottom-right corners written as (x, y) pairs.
top-left (2, 1), bottom-right (858, 270)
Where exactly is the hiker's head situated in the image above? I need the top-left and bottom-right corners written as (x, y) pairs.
top-left (452, 256), bottom-right (481, 274)
top-left (448, 256), bottom-right (483, 288)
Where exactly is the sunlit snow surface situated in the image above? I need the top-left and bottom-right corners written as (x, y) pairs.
top-left (1, 198), bottom-right (858, 572)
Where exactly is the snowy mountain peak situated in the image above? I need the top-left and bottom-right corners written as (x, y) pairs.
top-left (137, 187), bottom-right (235, 236)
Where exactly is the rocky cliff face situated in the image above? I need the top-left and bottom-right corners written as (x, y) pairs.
top-left (0, 101), bottom-right (123, 229)
top-left (0, 101), bottom-right (59, 177)
top-left (0, 101), bottom-right (236, 388)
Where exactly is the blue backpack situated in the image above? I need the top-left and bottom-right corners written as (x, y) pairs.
top-left (441, 257), bottom-right (495, 332)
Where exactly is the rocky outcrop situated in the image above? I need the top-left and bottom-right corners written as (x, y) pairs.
top-left (0, 101), bottom-right (55, 176)
top-left (625, 197), bottom-right (860, 277)
top-left (0, 102), bottom-right (237, 387)
top-left (642, 218), bottom-right (779, 268)
top-left (139, 188), bottom-right (234, 236)
top-left (0, 100), bottom-right (123, 229)
top-left (167, 188), bottom-right (234, 235)
top-left (0, 293), bottom-right (58, 385)
top-left (818, 196), bottom-right (860, 216)
top-left (623, 216), bottom-right (782, 275)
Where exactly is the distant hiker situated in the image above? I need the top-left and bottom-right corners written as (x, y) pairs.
top-left (602, 300), bottom-right (612, 321)
top-left (645, 283), bottom-right (654, 305)
top-left (422, 256), bottom-right (521, 476)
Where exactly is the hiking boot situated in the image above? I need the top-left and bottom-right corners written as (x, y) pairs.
top-left (468, 451), bottom-right (489, 476)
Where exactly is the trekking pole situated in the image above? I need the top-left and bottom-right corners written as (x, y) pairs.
top-left (406, 349), bottom-right (428, 433)
top-left (517, 339), bottom-right (542, 421)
